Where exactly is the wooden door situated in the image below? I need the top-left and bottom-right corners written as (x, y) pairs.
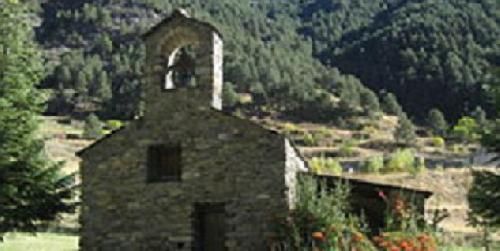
top-left (194, 204), bottom-right (226, 251)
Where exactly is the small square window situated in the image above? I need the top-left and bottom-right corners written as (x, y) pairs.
top-left (147, 144), bottom-right (182, 182)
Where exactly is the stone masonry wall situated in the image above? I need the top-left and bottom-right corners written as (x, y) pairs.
top-left (80, 90), bottom-right (296, 251)
top-left (80, 11), bottom-right (304, 250)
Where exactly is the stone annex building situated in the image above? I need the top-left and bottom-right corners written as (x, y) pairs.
top-left (78, 9), bottom-right (431, 251)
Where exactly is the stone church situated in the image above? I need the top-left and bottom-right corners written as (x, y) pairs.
top-left (78, 9), bottom-right (308, 251)
top-left (78, 9), bottom-right (432, 251)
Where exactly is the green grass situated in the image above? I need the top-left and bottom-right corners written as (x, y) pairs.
top-left (0, 233), bottom-right (78, 251)
top-left (0, 233), bottom-right (488, 251)
top-left (442, 246), bottom-right (481, 251)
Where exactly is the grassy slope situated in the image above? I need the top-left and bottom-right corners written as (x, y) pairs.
top-left (40, 116), bottom-right (91, 174)
top-left (0, 233), bottom-right (78, 251)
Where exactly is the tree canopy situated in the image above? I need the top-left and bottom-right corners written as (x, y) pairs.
top-left (0, 0), bottom-right (73, 236)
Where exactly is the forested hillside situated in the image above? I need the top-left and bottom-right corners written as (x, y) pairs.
top-left (302, 0), bottom-right (499, 120)
top-left (35, 0), bottom-right (345, 121)
top-left (269, 0), bottom-right (499, 120)
top-left (33, 0), bottom-right (499, 122)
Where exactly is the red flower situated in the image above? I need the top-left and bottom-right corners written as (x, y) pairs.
top-left (390, 245), bottom-right (401, 251)
top-left (400, 240), bottom-right (414, 251)
top-left (378, 190), bottom-right (388, 201)
top-left (312, 231), bottom-right (325, 241)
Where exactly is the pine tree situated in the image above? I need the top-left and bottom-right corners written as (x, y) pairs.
top-left (482, 119), bottom-right (500, 161)
top-left (468, 170), bottom-right (500, 251)
top-left (481, 65), bottom-right (500, 159)
top-left (222, 82), bottom-right (239, 109)
top-left (338, 81), bottom-right (360, 114)
top-left (83, 113), bottom-right (103, 139)
top-left (360, 89), bottom-right (380, 119)
top-left (0, 0), bottom-right (73, 237)
top-left (489, 65), bottom-right (500, 113)
top-left (55, 65), bottom-right (72, 88)
top-left (96, 34), bottom-right (113, 54)
top-left (76, 71), bottom-right (89, 94)
top-left (394, 114), bottom-right (417, 145)
top-left (427, 108), bottom-right (448, 136)
top-left (250, 82), bottom-right (267, 106)
top-left (471, 106), bottom-right (487, 127)
top-left (382, 92), bottom-right (403, 116)
top-left (93, 70), bottom-right (112, 102)
top-left (470, 65), bottom-right (500, 251)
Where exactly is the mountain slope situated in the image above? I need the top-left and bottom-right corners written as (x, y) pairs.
top-left (290, 0), bottom-right (499, 120)
top-left (34, 0), bottom-right (499, 122)
top-left (36, 0), bottom-right (372, 121)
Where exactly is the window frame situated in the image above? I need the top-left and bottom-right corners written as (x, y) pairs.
top-left (146, 144), bottom-right (182, 183)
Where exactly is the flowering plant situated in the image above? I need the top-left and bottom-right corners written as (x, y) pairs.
top-left (273, 176), bottom-right (377, 250)
top-left (373, 191), bottom-right (437, 251)
top-left (372, 232), bottom-right (436, 251)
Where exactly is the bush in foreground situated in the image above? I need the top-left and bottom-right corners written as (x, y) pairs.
top-left (373, 192), bottom-right (437, 251)
top-left (273, 176), bottom-right (376, 250)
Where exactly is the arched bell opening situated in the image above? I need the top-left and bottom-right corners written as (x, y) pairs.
top-left (164, 45), bottom-right (198, 90)
top-left (144, 11), bottom-right (223, 110)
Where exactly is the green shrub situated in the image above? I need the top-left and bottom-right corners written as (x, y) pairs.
top-left (362, 125), bottom-right (378, 136)
top-left (317, 127), bottom-right (332, 138)
top-left (451, 144), bottom-right (468, 154)
top-left (324, 158), bottom-right (343, 175)
top-left (383, 149), bottom-right (415, 173)
top-left (310, 157), bottom-right (343, 175)
top-left (451, 116), bottom-right (480, 143)
top-left (310, 157), bottom-right (322, 173)
top-left (282, 122), bottom-right (298, 133)
top-left (222, 82), bottom-right (239, 108)
top-left (339, 139), bottom-right (358, 157)
top-left (303, 132), bottom-right (318, 146)
top-left (274, 176), bottom-right (376, 250)
top-left (101, 129), bottom-right (111, 135)
top-left (363, 155), bottom-right (384, 173)
top-left (353, 132), bottom-right (370, 140)
top-left (413, 156), bottom-right (426, 175)
top-left (430, 136), bottom-right (445, 148)
top-left (105, 120), bottom-right (123, 131)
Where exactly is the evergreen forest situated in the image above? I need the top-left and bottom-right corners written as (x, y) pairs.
top-left (31, 0), bottom-right (499, 123)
